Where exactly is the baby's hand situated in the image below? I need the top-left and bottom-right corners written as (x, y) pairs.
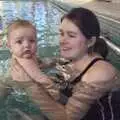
top-left (11, 58), bottom-right (32, 82)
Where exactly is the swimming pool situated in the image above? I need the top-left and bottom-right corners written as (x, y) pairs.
top-left (0, 1), bottom-right (120, 120)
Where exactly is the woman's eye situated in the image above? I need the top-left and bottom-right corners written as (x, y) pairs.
top-left (69, 34), bottom-right (76, 38)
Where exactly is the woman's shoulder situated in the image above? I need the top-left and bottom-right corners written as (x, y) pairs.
top-left (82, 60), bottom-right (117, 84)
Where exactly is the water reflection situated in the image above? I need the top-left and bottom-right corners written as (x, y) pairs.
top-left (0, 0), bottom-right (63, 75)
top-left (0, 0), bottom-right (62, 47)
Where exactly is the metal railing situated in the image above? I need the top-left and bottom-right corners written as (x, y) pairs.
top-left (97, 12), bottom-right (120, 47)
top-left (100, 36), bottom-right (120, 55)
top-left (50, 0), bottom-right (120, 56)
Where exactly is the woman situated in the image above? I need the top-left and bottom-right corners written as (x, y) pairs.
top-left (13, 7), bottom-right (119, 120)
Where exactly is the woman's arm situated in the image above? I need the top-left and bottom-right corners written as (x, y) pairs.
top-left (27, 75), bottom-right (117, 120)
top-left (15, 58), bottom-right (118, 120)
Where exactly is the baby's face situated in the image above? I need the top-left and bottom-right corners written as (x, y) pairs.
top-left (8, 26), bottom-right (37, 59)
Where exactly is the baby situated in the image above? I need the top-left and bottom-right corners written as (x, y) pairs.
top-left (0, 19), bottom-right (75, 120)
top-left (0, 19), bottom-right (56, 120)
top-left (7, 19), bottom-right (36, 78)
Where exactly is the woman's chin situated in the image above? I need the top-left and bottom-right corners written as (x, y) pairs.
top-left (61, 54), bottom-right (72, 60)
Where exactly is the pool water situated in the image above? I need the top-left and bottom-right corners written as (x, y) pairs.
top-left (0, 1), bottom-right (120, 120)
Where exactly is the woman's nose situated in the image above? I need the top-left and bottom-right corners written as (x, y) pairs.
top-left (60, 35), bottom-right (68, 44)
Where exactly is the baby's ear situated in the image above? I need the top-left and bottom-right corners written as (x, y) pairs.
top-left (6, 39), bottom-right (11, 48)
top-left (6, 40), bottom-right (13, 53)
top-left (0, 40), bottom-right (2, 47)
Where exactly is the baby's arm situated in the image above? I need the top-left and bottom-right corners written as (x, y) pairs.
top-left (11, 57), bottom-right (60, 101)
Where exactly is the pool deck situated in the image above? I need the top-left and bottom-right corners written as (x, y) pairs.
top-left (58, 0), bottom-right (120, 21)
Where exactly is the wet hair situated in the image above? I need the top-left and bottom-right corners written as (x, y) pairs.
top-left (61, 7), bottom-right (108, 59)
top-left (7, 19), bottom-right (36, 38)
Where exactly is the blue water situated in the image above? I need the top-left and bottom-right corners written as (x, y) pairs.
top-left (0, 0), bottom-right (63, 49)
top-left (0, 0), bottom-right (63, 75)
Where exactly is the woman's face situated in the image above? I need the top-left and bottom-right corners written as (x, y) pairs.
top-left (59, 18), bottom-right (88, 60)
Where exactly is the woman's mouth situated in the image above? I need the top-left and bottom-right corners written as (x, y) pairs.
top-left (61, 47), bottom-right (71, 51)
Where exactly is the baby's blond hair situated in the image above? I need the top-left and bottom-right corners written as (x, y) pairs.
top-left (7, 19), bottom-right (36, 38)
